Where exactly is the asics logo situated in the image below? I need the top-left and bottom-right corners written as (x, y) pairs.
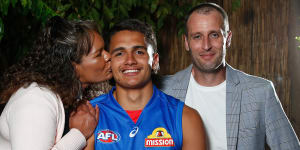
top-left (129, 127), bottom-right (139, 138)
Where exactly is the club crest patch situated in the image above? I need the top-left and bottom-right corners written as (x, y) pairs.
top-left (97, 129), bottom-right (121, 144)
top-left (145, 127), bottom-right (175, 147)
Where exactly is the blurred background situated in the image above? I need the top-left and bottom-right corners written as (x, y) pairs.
top-left (0, 0), bottom-right (300, 142)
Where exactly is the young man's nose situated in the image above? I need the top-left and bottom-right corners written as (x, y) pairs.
top-left (125, 53), bottom-right (137, 65)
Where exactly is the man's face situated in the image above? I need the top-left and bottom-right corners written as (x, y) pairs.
top-left (109, 30), bottom-right (158, 89)
top-left (185, 10), bottom-right (231, 73)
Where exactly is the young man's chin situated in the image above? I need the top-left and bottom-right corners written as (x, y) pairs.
top-left (117, 81), bottom-right (151, 89)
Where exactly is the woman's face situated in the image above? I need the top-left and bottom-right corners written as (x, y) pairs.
top-left (75, 32), bottom-right (112, 88)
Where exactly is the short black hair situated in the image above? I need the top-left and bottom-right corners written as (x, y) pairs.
top-left (107, 19), bottom-right (157, 54)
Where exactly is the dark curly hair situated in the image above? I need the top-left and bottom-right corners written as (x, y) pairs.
top-left (0, 16), bottom-right (100, 107)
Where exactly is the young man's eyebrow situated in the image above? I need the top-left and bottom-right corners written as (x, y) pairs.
top-left (111, 45), bottom-right (147, 54)
top-left (110, 47), bottom-right (125, 54)
top-left (133, 45), bottom-right (147, 50)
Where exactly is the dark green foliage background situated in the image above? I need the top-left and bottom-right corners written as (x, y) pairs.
top-left (0, 0), bottom-right (241, 74)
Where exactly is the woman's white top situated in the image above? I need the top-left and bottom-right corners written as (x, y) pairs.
top-left (0, 83), bottom-right (86, 150)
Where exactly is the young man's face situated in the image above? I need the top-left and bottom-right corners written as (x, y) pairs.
top-left (109, 30), bottom-right (158, 89)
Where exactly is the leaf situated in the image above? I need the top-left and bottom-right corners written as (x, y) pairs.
top-left (98, 19), bottom-right (104, 31)
top-left (21, 0), bottom-right (27, 8)
top-left (150, 0), bottom-right (159, 13)
top-left (57, 4), bottom-right (72, 13)
top-left (11, 0), bottom-right (18, 7)
top-left (232, 0), bottom-right (241, 11)
top-left (175, 3), bottom-right (192, 19)
top-left (22, 5), bottom-right (30, 15)
top-left (40, 2), bottom-right (57, 21)
top-left (144, 15), bottom-right (156, 31)
top-left (119, 5), bottom-right (129, 18)
top-left (160, 3), bottom-right (171, 17)
top-left (103, 4), bottom-right (114, 20)
top-left (131, 0), bottom-right (138, 7)
top-left (156, 6), bottom-right (163, 18)
top-left (175, 9), bottom-right (184, 18)
top-left (157, 16), bottom-right (165, 30)
top-left (109, 22), bottom-right (115, 29)
top-left (89, 8), bottom-right (100, 21)
top-left (67, 13), bottom-right (78, 20)
top-left (0, 18), bottom-right (4, 41)
top-left (162, 7), bottom-right (169, 16)
top-left (135, 0), bottom-right (141, 7)
top-left (94, 0), bottom-right (102, 9)
top-left (32, 0), bottom-right (43, 18)
top-left (191, 0), bottom-right (197, 6)
top-left (136, 12), bottom-right (147, 22)
top-left (112, 0), bottom-right (117, 7)
top-left (0, 0), bottom-right (10, 16)
top-left (178, 27), bottom-right (185, 37)
top-left (27, 0), bottom-right (32, 9)
top-left (177, 21), bottom-right (185, 37)
top-left (296, 37), bottom-right (300, 49)
top-left (31, 0), bottom-right (56, 20)
top-left (120, 0), bottom-right (132, 8)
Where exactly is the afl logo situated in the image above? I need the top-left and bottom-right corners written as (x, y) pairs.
top-left (97, 129), bottom-right (121, 144)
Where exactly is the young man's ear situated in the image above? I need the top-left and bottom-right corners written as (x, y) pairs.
top-left (152, 53), bottom-right (160, 74)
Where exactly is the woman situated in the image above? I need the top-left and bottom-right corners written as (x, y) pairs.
top-left (0, 16), bottom-right (112, 149)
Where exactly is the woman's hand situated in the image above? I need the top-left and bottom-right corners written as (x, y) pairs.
top-left (69, 101), bottom-right (99, 139)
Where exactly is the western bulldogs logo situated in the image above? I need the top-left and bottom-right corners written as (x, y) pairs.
top-left (145, 127), bottom-right (175, 147)
top-left (97, 129), bottom-right (121, 144)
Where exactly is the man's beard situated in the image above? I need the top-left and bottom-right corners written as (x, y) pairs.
top-left (189, 50), bottom-right (225, 73)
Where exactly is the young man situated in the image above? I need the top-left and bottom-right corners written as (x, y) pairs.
top-left (161, 2), bottom-right (300, 150)
top-left (88, 19), bottom-right (206, 150)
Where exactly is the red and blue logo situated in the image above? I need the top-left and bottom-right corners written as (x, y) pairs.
top-left (97, 129), bottom-right (121, 144)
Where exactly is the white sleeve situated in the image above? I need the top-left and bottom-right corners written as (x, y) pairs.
top-left (53, 128), bottom-right (86, 150)
top-left (6, 89), bottom-right (86, 150)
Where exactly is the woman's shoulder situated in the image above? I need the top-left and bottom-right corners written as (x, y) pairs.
top-left (14, 82), bottom-right (58, 100)
top-left (5, 82), bottom-right (61, 113)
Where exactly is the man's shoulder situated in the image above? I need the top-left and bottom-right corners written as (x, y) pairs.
top-left (227, 65), bottom-right (273, 88)
top-left (161, 74), bottom-right (177, 86)
top-left (161, 65), bottom-right (192, 85)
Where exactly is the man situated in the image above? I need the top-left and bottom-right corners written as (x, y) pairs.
top-left (161, 2), bottom-right (300, 150)
top-left (88, 19), bottom-right (206, 150)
